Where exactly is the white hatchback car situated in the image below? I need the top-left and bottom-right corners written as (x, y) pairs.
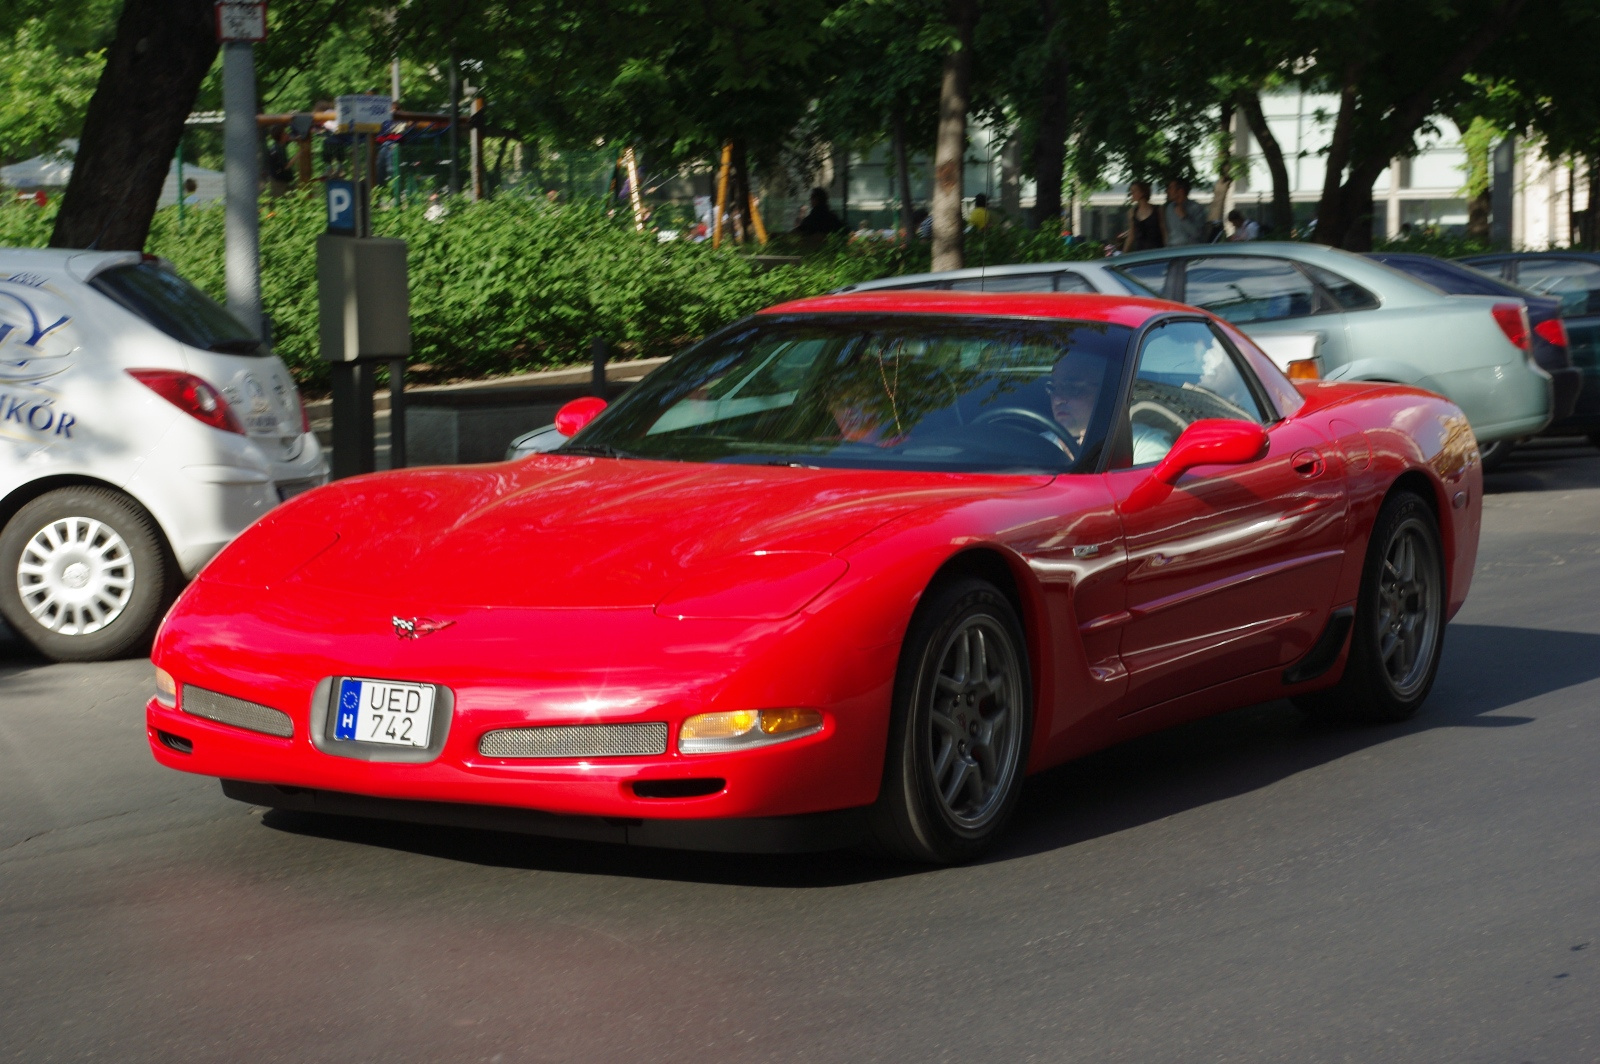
top-left (0, 248), bottom-right (326, 661)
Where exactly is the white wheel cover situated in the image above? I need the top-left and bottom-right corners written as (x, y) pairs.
top-left (16, 516), bottom-right (136, 636)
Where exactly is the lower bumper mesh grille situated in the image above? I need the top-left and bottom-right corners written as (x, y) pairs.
top-left (479, 722), bottom-right (668, 759)
top-left (182, 685), bottom-right (294, 738)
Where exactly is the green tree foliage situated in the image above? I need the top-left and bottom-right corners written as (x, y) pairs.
top-left (0, 5), bottom-right (115, 166)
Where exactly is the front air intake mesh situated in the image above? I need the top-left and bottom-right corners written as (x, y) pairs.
top-left (479, 722), bottom-right (668, 759)
top-left (182, 685), bottom-right (294, 738)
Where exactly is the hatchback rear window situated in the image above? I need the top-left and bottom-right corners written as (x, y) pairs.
top-left (91, 262), bottom-right (262, 354)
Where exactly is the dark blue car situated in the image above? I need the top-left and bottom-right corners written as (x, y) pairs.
top-left (1456, 251), bottom-right (1600, 451)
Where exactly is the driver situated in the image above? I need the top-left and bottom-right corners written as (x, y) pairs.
top-left (1048, 351), bottom-right (1171, 465)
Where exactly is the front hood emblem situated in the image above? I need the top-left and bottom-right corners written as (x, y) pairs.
top-left (393, 616), bottom-right (454, 640)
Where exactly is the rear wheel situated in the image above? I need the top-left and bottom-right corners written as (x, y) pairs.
top-left (1296, 491), bottom-right (1445, 724)
top-left (1477, 437), bottom-right (1515, 473)
top-left (0, 488), bottom-right (177, 661)
top-left (868, 577), bottom-right (1032, 864)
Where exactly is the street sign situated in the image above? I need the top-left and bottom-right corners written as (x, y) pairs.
top-left (325, 180), bottom-right (356, 233)
top-left (335, 95), bottom-right (394, 134)
top-left (215, 2), bottom-right (267, 42)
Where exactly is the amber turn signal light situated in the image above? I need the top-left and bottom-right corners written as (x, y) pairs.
top-left (1285, 358), bottom-right (1321, 381)
top-left (678, 708), bottom-right (824, 753)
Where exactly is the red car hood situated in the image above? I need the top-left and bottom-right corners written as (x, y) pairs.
top-left (213, 455), bottom-right (1050, 610)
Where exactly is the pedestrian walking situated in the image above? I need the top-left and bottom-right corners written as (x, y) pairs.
top-left (1123, 181), bottom-right (1164, 253)
top-left (1163, 178), bottom-right (1209, 246)
top-left (1227, 209), bottom-right (1261, 242)
top-left (794, 187), bottom-right (846, 235)
top-left (968, 194), bottom-right (992, 231)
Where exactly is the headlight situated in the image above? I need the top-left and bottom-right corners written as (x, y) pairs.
top-left (155, 667), bottom-right (177, 707)
top-left (678, 708), bottom-right (823, 754)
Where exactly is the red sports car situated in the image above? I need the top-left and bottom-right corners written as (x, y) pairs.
top-left (147, 292), bottom-right (1482, 863)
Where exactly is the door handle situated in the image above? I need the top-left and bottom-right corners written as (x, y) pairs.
top-left (1291, 449), bottom-right (1326, 478)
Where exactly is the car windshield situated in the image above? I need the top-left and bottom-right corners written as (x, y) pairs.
top-left (91, 262), bottom-right (262, 354)
top-left (567, 314), bottom-right (1133, 474)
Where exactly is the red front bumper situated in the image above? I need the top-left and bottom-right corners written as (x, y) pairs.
top-left (146, 688), bottom-right (880, 822)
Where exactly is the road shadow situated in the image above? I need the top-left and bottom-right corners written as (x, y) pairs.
top-left (262, 622), bottom-right (1600, 885)
top-left (1483, 436), bottom-right (1600, 495)
top-left (260, 807), bottom-right (914, 888)
top-left (992, 622), bottom-right (1600, 863)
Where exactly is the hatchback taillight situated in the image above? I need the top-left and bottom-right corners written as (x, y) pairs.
top-left (1491, 303), bottom-right (1531, 351)
top-left (1534, 317), bottom-right (1569, 348)
top-left (128, 370), bottom-right (245, 435)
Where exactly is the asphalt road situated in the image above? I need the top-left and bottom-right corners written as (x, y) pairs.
top-left (3, 439), bottom-right (1598, 1063)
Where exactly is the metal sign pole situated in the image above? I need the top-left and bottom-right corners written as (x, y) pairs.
top-left (222, 39), bottom-right (262, 339)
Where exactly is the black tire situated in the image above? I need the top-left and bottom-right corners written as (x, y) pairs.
top-left (1296, 491), bottom-right (1446, 724)
top-left (0, 487), bottom-right (177, 662)
top-left (1587, 431), bottom-right (1600, 451)
top-left (1477, 437), bottom-right (1515, 473)
top-left (868, 577), bottom-right (1033, 863)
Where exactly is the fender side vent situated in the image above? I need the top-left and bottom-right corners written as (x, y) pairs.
top-left (1283, 607), bottom-right (1356, 685)
top-left (632, 778), bottom-right (726, 799)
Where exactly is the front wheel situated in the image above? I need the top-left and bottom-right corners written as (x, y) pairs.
top-left (1296, 491), bottom-right (1446, 724)
top-left (0, 487), bottom-right (177, 661)
top-left (868, 577), bottom-right (1032, 863)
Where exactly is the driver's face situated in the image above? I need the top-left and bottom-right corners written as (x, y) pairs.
top-left (1049, 355), bottom-right (1105, 438)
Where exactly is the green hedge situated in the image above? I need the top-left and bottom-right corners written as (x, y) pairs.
top-left (1, 194), bottom-right (1096, 389)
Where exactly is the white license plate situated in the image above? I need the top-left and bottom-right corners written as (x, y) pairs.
top-left (333, 678), bottom-right (435, 747)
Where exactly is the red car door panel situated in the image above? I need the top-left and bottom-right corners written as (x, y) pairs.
top-left (1105, 419), bottom-right (1347, 711)
top-left (1102, 319), bottom-right (1350, 715)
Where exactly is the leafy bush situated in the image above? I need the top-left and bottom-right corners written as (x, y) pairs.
top-left (2, 193), bottom-right (1103, 390)
top-left (1372, 231), bottom-right (1492, 258)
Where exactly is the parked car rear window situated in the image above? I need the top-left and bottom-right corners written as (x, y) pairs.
top-left (1183, 256), bottom-right (1319, 323)
top-left (91, 262), bottom-right (262, 354)
top-left (1302, 263), bottom-right (1381, 310)
top-left (1112, 260), bottom-right (1171, 298)
top-left (946, 273), bottom-right (1058, 293)
top-left (1514, 258), bottom-right (1600, 316)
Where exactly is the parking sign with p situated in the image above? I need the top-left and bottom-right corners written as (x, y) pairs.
top-left (325, 180), bottom-right (355, 233)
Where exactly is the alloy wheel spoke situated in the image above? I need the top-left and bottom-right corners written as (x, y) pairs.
top-left (942, 757), bottom-right (975, 807)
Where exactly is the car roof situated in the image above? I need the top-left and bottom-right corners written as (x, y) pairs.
top-left (840, 259), bottom-right (1116, 291)
top-left (760, 289), bottom-right (1186, 327)
top-left (0, 247), bottom-right (142, 283)
top-left (1112, 240), bottom-right (1374, 267)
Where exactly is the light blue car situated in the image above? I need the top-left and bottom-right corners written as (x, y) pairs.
top-left (1107, 242), bottom-right (1553, 447)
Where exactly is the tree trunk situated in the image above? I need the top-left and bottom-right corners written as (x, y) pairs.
top-left (1312, 0), bottom-right (1530, 250)
top-left (1030, 0), bottom-right (1071, 230)
top-left (1238, 90), bottom-right (1293, 237)
top-left (892, 107), bottom-right (915, 242)
top-left (50, 0), bottom-right (219, 250)
top-left (1209, 107), bottom-right (1235, 227)
top-left (1313, 74), bottom-right (1361, 247)
top-left (931, 0), bottom-right (977, 272)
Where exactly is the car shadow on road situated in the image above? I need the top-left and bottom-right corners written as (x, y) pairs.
top-left (1483, 437), bottom-right (1599, 495)
top-left (991, 622), bottom-right (1600, 864)
top-left (260, 623), bottom-right (1600, 886)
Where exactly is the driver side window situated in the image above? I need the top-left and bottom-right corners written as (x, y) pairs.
top-left (1119, 320), bottom-right (1265, 468)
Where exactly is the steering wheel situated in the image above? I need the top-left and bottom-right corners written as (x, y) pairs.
top-left (973, 406), bottom-right (1079, 462)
